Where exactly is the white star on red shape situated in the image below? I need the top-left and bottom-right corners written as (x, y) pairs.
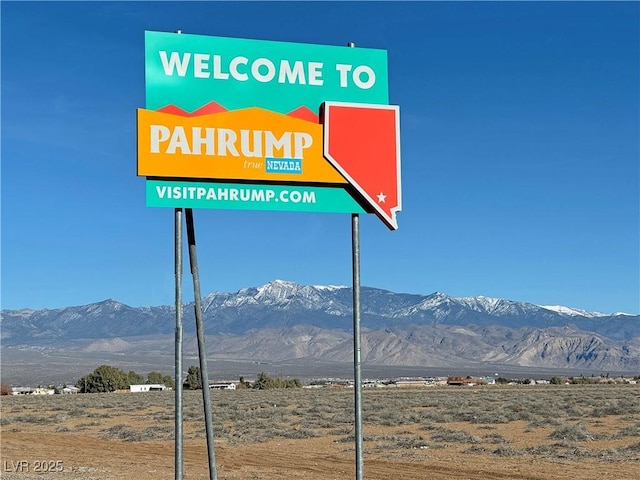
top-left (377, 192), bottom-right (387, 203)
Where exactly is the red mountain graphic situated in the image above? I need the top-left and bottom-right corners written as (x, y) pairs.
top-left (157, 101), bottom-right (227, 117)
top-left (155, 103), bottom-right (319, 123)
top-left (286, 106), bottom-right (319, 123)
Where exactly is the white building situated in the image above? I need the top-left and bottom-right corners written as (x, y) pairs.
top-left (12, 387), bottom-right (36, 395)
top-left (12, 387), bottom-right (54, 395)
top-left (129, 384), bottom-right (167, 393)
top-left (209, 382), bottom-right (236, 390)
top-left (59, 386), bottom-right (80, 394)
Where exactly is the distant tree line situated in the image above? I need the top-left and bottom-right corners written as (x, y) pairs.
top-left (75, 365), bottom-right (175, 393)
top-left (74, 365), bottom-right (301, 394)
top-left (252, 371), bottom-right (302, 389)
top-left (183, 367), bottom-right (301, 390)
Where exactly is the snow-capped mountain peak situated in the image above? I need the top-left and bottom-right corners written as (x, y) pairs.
top-left (313, 284), bottom-right (347, 292)
top-left (541, 305), bottom-right (608, 318)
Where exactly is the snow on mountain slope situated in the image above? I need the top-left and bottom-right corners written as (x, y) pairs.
top-left (541, 305), bottom-right (608, 318)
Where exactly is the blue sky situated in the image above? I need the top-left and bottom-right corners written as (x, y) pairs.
top-left (1, 1), bottom-right (638, 314)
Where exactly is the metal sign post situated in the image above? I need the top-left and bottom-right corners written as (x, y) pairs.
top-left (174, 208), bottom-right (184, 480)
top-left (172, 34), bottom-right (185, 479)
top-left (347, 40), bottom-right (364, 480)
top-left (351, 213), bottom-right (364, 480)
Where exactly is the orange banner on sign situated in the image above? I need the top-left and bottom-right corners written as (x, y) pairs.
top-left (137, 107), bottom-right (347, 185)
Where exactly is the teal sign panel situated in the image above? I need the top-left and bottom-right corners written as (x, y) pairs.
top-left (145, 31), bottom-right (389, 113)
top-left (146, 180), bottom-right (366, 213)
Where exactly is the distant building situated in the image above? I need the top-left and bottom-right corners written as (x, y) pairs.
top-left (130, 384), bottom-right (167, 393)
top-left (209, 382), bottom-right (236, 390)
top-left (447, 376), bottom-right (479, 386)
top-left (363, 381), bottom-right (383, 388)
top-left (12, 387), bottom-right (55, 395)
top-left (59, 386), bottom-right (80, 394)
top-left (396, 380), bottom-right (428, 388)
top-left (12, 387), bottom-right (36, 395)
top-left (428, 377), bottom-right (449, 386)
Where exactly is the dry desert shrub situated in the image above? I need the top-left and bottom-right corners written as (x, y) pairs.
top-left (430, 427), bottom-right (480, 444)
top-left (391, 435), bottom-right (431, 450)
top-left (76, 421), bottom-right (103, 429)
top-left (481, 432), bottom-right (509, 444)
top-left (548, 423), bottom-right (595, 442)
top-left (616, 422), bottom-right (640, 438)
top-left (67, 407), bottom-right (87, 417)
top-left (491, 445), bottom-right (518, 457)
top-left (100, 423), bottom-right (147, 442)
top-left (11, 414), bottom-right (58, 424)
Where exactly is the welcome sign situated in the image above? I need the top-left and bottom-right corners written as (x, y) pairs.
top-left (138, 31), bottom-right (401, 228)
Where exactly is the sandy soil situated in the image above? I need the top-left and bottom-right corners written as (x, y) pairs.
top-left (3, 422), bottom-right (639, 479)
top-left (2, 387), bottom-right (639, 479)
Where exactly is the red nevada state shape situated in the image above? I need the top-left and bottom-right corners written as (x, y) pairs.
top-left (322, 102), bottom-right (401, 230)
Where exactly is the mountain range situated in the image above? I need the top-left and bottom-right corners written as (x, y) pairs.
top-left (2, 280), bottom-right (639, 382)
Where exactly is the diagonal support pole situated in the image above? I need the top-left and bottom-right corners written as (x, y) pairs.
top-left (185, 208), bottom-right (218, 480)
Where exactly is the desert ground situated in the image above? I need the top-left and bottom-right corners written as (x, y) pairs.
top-left (1, 384), bottom-right (639, 479)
